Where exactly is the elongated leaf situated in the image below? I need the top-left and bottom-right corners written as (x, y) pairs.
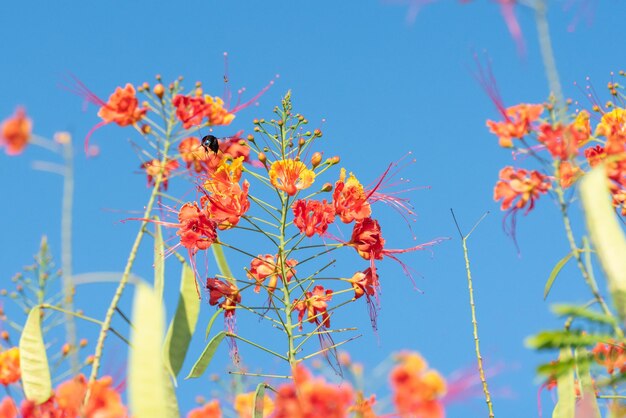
top-left (154, 222), bottom-right (165, 302)
top-left (575, 347), bottom-right (601, 418)
top-left (129, 284), bottom-right (178, 418)
top-left (206, 308), bottom-right (223, 340)
top-left (212, 244), bottom-right (234, 284)
top-left (552, 348), bottom-right (575, 418)
top-left (544, 252), bottom-right (573, 300)
top-left (580, 166), bottom-right (626, 321)
top-left (551, 304), bottom-right (617, 326)
top-left (526, 330), bottom-right (614, 350)
top-left (253, 383), bottom-right (267, 418)
top-left (163, 263), bottom-right (201, 379)
top-left (185, 331), bottom-right (226, 379)
top-left (19, 307), bottom-right (51, 404)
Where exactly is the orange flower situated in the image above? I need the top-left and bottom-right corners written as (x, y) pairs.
top-left (536, 122), bottom-right (587, 160)
top-left (187, 400), bottom-right (222, 418)
top-left (140, 158), bottom-right (179, 191)
top-left (350, 218), bottom-right (385, 261)
top-left (348, 268), bottom-right (378, 301)
top-left (592, 341), bottom-right (626, 374)
top-left (204, 157), bottom-right (245, 195)
top-left (269, 159), bottom-right (315, 196)
top-left (595, 107), bottom-right (626, 146)
top-left (557, 161), bottom-right (581, 189)
top-left (332, 169), bottom-right (372, 223)
top-left (201, 158), bottom-right (250, 230)
top-left (292, 199), bottom-right (335, 237)
top-left (585, 145), bottom-right (606, 168)
top-left (1, 107), bottom-right (31, 156)
top-left (0, 397), bottom-right (17, 418)
top-left (233, 391), bottom-right (274, 418)
top-left (98, 84), bottom-right (147, 127)
top-left (390, 352), bottom-right (446, 418)
top-left (273, 365), bottom-right (353, 418)
top-left (206, 278), bottom-right (241, 318)
top-left (493, 166), bottom-right (551, 212)
top-left (177, 202), bottom-right (218, 254)
top-left (349, 393), bottom-right (378, 418)
top-left (179, 136), bottom-right (212, 173)
top-left (293, 285), bottom-right (332, 330)
top-left (55, 374), bottom-right (126, 418)
top-left (0, 348), bottom-right (20, 386)
top-left (486, 103), bottom-right (543, 147)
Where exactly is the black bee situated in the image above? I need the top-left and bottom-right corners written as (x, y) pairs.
top-left (201, 135), bottom-right (220, 155)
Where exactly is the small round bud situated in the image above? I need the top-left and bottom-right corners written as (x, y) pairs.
top-left (195, 87), bottom-right (203, 97)
top-left (62, 343), bottom-right (71, 356)
top-left (141, 124), bottom-right (151, 135)
top-left (258, 152), bottom-right (267, 165)
top-left (153, 83), bottom-right (164, 99)
top-left (86, 355), bottom-right (94, 364)
top-left (311, 152), bottom-right (323, 168)
top-left (330, 156), bottom-right (340, 164)
top-left (54, 131), bottom-right (71, 144)
top-left (195, 81), bottom-right (202, 88)
top-left (254, 127), bottom-right (261, 132)
top-left (142, 82), bottom-right (150, 90)
top-left (16, 285), bottom-right (23, 292)
top-left (0, 289), bottom-right (7, 296)
top-left (321, 182), bottom-right (333, 192)
top-left (155, 74), bottom-right (162, 81)
top-left (195, 396), bottom-right (206, 404)
top-left (253, 118), bottom-right (259, 124)
top-left (1, 331), bottom-right (8, 341)
top-left (80, 339), bottom-right (88, 347)
top-left (298, 138), bottom-right (305, 147)
top-left (314, 129), bottom-right (322, 137)
top-left (277, 120), bottom-right (284, 126)
top-left (168, 82), bottom-right (175, 91)
top-left (247, 134), bottom-right (255, 142)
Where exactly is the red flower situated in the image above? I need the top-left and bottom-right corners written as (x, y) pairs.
top-left (348, 268), bottom-right (378, 301)
top-left (201, 158), bottom-right (250, 230)
top-left (536, 122), bottom-right (587, 160)
top-left (140, 158), bottom-right (179, 191)
top-left (173, 94), bottom-right (210, 129)
top-left (247, 254), bottom-right (297, 293)
top-left (292, 199), bottom-right (335, 237)
top-left (1, 107), bottom-right (31, 156)
top-left (350, 218), bottom-right (385, 261)
top-left (293, 285), bottom-right (333, 330)
top-left (493, 166), bottom-right (551, 213)
top-left (592, 341), bottom-right (626, 375)
top-left (177, 202), bottom-right (218, 254)
top-left (206, 278), bottom-right (241, 318)
top-left (0, 348), bottom-right (20, 386)
top-left (187, 400), bottom-right (222, 418)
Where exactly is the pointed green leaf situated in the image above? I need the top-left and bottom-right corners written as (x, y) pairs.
top-left (526, 330), bottom-right (614, 350)
top-left (206, 308), bottom-right (224, 340)
top-left (544, 252), bottom-right (573, 300)
top-left (154, 221), bottom-right (165, 302)
top-left (163, 263), bottom-right (201, 379)
top-left (552, 348), bottom-right (575, 418)
top-left (212, 244), bottom-right (234, 285)
top-left (19, 306), bottom-right (51, 404)
top-left (253, 383), bottom-right (267, 418)
top-left (575, 347), bottom-right (601, 418)
top-left (185, 331), bottom-right (226, 379)
top-left (580, 166), bottom-right (626, 321)
top-left (129, 284), bottom-right (177, 418)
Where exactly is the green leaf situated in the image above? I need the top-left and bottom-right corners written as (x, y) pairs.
top-left (526, 330), bottom-right (614, 350)
top-left (552, 348), bottom-right (575, 418)
top-left (253, 383), bottom-right (267, 418)
top-left (205, 308), bottom-right (224, 340)
top-left (580, 165), bottom-right (626, 321)
top-left (212, 244), bottom-right (234, 285)
top-left (154, 221), bottom-right (165, 302)
top-left (551, 304), bottom-right (617, 326)
top-left (185, 331), bottom-right (226, 379)
top-left (544, 252), bottom-right (573, 300)
top-left (575, 347), bottom-right (601, 418)
top-left (163, 263), bottom-right (201, 379)
top-left (129, 284), bottom-right (178, 418)
top-left (19, 306), bottom-right (51, 404)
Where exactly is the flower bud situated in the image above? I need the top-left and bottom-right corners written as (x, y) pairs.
top-left (195, 87), bottom-right (203, 97)
top-left (153, 83), bottom-right (164, 99)
top-left (141, 124), bottom-right (151, 135)
top-left (258, 152), bottom-right (267, 165)
top-left (321, 182), bottom-right (333, 192)
top-left (247, 134), bottom-right (255, 142)
top-left (1, 331), bottom-right (8, 341)
top-left (80, 338), bottom-right (88, 348)
top-left (86, 355), bottom-right (94, 365)
top-left (314, 129), bottom-right (322, 137)
top-left (62, 343), bottom-right (71, 356)
top-left (330, 156), bottom-right (340, 165)
top-left (311, 152), bottom-right (323, 168)
top-left (54, 131), bottom-right (71, 144)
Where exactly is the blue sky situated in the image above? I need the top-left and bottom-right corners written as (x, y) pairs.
top-left (1, 1), bottom-right (625, 416)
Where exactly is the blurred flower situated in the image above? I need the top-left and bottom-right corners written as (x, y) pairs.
top-left (493, 166), bottom-right (551, 212)
top-left (233, 391), bottom-right (274, 418)
top-left (179, 136), bottom-right (210, 173)
top-left (273, 365), bottom-right (353, 418)
top-left (536, 120), bottom-right (588, 160)
top-left (1, 107), bottom-right (31, 156)
top-left (97, 84), bottom-right (147, 127)
top-left (557, 161), bottom-right (581, 189)
top-left (187, 400), bottom-right (222, 418)
top-left (592, 340), bottom-right (626, 374)
top-left (174, 94), bottom-right (211, 129)
top-left (486, 104), bottom-right (543, 148)
top-left (0, 347), bottom-right (20, 386)
top-left (140, 158), bottom-right (180, 191)
top-left (269, 159), bottom-right (315, 196)
top-left (0, 397), bottom-right (17, 418)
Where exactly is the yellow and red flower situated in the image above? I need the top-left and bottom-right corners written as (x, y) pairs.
top-left (0, 348), bottom-right (20, 386)
top-left (332, 169), bottom-right (372, 223)
top-left (173, 94), bottom-right (211, 129)
top-left (97, 84), bottom-right (147, 127)
top-left (269, 159), bottom-right (315, 196)
top-left (140, 158), bottom-right (179, 191)
top-left (592, 340), bottom-right (626, 375)
top-left (247, 254), bottom-right (297, 293)
top-left (206, 278), bottom-right (241, 318)
top-left (293, 285), bottom-right (333, 330)
top-left (1, 107), bottom-right (31, 156)
top-left (187, 400), bottom-right (222, 418)
top-left (234, 391), bottom-right (274, 418)
top-left (349, 218), bottom-right (385, 261)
